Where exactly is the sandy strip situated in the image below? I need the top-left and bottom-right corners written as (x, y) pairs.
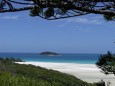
top-left (15, 62), bottom-right (115, 86)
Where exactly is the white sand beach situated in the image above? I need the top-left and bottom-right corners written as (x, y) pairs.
top-left (15, 62), bottom-right (115, 86)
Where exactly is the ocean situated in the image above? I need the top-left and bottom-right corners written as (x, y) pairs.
top-left (0, 53), bottom-right (100, 64)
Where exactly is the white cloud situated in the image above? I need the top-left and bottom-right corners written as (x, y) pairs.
top-left (0, 15), bottom-right (20, 20)
top-left (66, 16), bottom-right (104, 24)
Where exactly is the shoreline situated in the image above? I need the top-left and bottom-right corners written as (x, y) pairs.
top-left (15, 61), bottom-right (115, 85)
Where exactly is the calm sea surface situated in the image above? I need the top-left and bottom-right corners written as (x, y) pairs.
top-left (0, 53), bottom-right (100, 64)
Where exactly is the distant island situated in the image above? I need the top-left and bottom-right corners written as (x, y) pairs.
top-left (40, 51), bottom-right (59, 56)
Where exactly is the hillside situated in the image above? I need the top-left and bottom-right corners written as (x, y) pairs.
top-left (0, 58), bottom-right (97, 86)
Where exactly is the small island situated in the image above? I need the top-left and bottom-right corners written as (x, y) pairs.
top-left (40, 51), bottom-right (59, 56)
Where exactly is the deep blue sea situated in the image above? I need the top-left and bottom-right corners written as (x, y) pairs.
top-left (0, 53), bottom-right (100, 64)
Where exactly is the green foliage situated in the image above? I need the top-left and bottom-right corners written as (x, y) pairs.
top-left (0, 72), bottom-right (43, 86)
top-left (44, 7), bottom-right (54, 18)
top-left (94, 79), bottom-right (105, 86)
top-left (0, 58), bottom-right (96, 86)
top-left (96, 51), bottom-right (115, 75)
top-left (59, 8), bottom-right (67, 15)
top-left (30, 6), bottom-right (41, 16)
top-left (104, 15), bottom-right (115, 21)
top-left (0, 1), bottom-right (6, 10)
top-left (32, 0), bottom-right (39, 4)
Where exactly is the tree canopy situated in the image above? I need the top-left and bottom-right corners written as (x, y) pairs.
top-left (96, 51), bottom-right (115, 75)
top-left (0, 0), bottom-right (115, 20)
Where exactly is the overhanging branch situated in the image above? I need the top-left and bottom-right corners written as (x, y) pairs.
top-left (0, 0), bottom-right (115, 20)
top-left (0, 7), bottom-right (33, 13)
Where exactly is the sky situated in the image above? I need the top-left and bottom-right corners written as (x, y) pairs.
top-left (0, 11), bottom-right (115, 54)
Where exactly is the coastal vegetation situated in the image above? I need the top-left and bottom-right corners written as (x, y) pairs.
top-left (0, 58), bottom-right (99, 86)
top-left (96, 51), bottom-right (115, 75)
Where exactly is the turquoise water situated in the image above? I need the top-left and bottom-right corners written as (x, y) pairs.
top-left (0, 53), bottom-right (100, 64)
